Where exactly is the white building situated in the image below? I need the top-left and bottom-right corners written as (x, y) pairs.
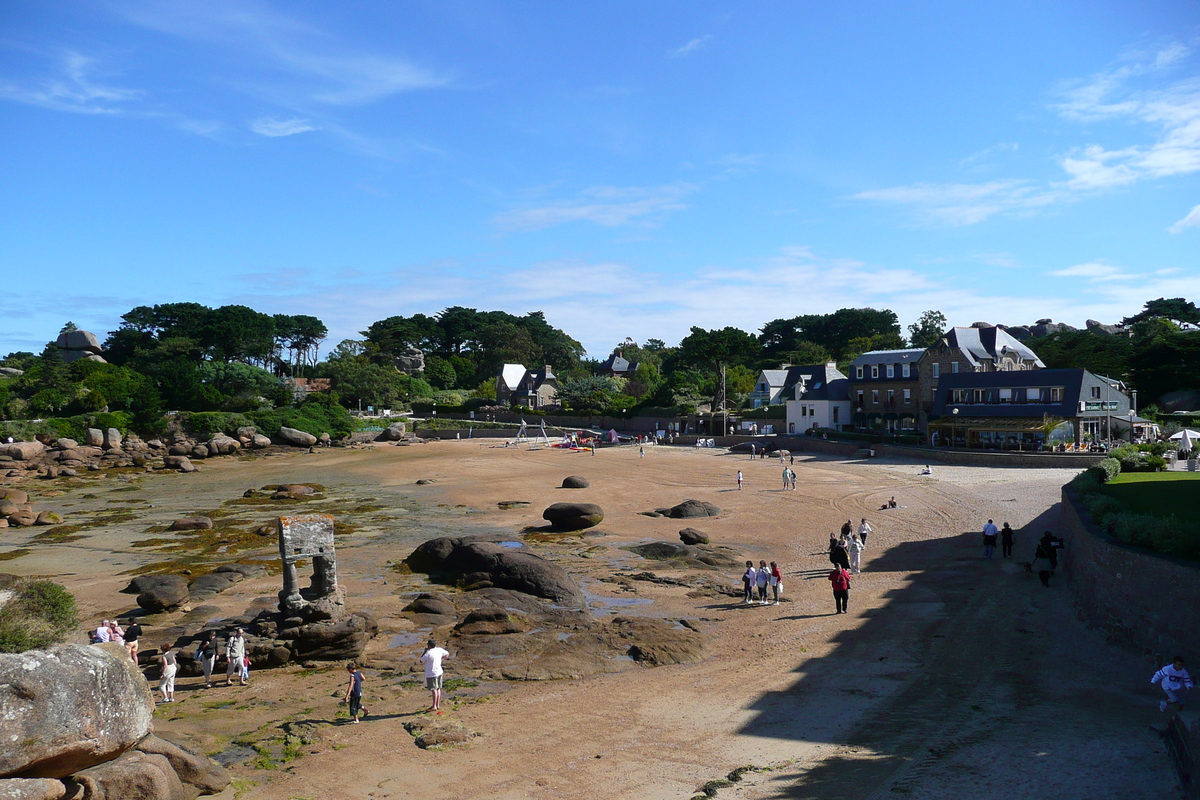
top-left (784, 363), bottom-right (852, 433)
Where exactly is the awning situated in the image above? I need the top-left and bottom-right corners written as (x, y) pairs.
top-left (883, 413), bottom-right (898, 420)
top-left (866, 412), bottom-right (882, 420)
top-left (899, 412), bottom-right (916, 419)
top-left (926, 417), bottom-right (1047, 432)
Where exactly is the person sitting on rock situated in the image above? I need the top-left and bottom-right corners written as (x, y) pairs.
top-left (93, 620), bottom-right (111, 644)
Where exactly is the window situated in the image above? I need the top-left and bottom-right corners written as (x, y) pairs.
top-left (833, 406), bottom-right (840, 423)
top-left (972, 389), bottom-right (985, 403)
top-left (1027, 388), bottom-right (1040, 401)
top-left (952, 389), bottom-right (966, 403)
top-left (887, 389), bottom-right (895, 405)
top-left (932, 363), bottom-right (940, 378)
top-left (856, 366), bottom-right (863, 379)
top-left (886, 365), bottom-right (894, 378)
top-left (904, 389), bottom-right (911, 404)
top-left (856, 390), bottom-right (864, 407)
top-left (902, 363), bottom-right (910, 378)
top-left (952, 362), bottom-right (959, 374)
top-left (1051, 387), bottom-right (1063, 402)
top-left (801, 405), bottom-right (807, 416)
top-left (871, 365), bottom-right (879, 379)
top-left (999, 388), bottom-right (1012, 402)
top-left (872, 389), bottom-right (879, 404)
top-left (1090, 386), bottom-right (1101, 399)
top-left (758, 383), bottom-right (766, 392)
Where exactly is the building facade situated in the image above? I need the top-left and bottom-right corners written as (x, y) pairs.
top-left (496, 364), bottom-right (559, 409)
top-left (847, 349), bottom-right (924, 431)
top-left (917, 326), bottom-right (1044, 429)
top-left (784, 363), bottom-right (852, 433)
top-left (927, 368), bottom-right (1131, 448)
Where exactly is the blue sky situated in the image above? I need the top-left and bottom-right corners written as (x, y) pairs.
top-left (1, 1), bottom-right (1198, 358)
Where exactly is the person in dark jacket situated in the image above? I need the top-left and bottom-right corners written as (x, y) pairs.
top-left (1000, 523), bottom-right (1015, 558)
top-left (829, 539), bottom-right (850, 571)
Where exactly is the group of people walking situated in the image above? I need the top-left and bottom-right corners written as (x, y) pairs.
top-left (981, 521), bottom-right (1064, 589)
top-left (742, 560), bottom-right (784, 605)
top-left (831, 518), bottom-right (870, 574)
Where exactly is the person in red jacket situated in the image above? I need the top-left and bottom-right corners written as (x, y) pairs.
top-left (828, 566), bottom-right (851, 614)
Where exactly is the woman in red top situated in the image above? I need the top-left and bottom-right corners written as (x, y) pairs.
top-left (828, 567), bottom-right (851, 614)
top-left (769, 562), bottom-right (784, 605)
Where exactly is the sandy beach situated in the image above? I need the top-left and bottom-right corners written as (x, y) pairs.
top-left (1, 441), bottom-right (1181, 799)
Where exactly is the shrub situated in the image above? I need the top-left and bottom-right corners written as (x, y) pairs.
top-left (1069, 471), bottom-right (1103, 497)
top-left (1146, 455), bottom-right (1167, 472)
top-left (0, 579), bottom-right (78, 653)
top-left (1087, 457), bottom-right (1121, 483)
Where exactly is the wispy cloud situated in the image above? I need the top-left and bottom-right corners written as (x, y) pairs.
top-left (671, 35), bottom-right (713, 58)
top-left (0, 51), bottom-right (139, 114)
top-left (855, 42), bottom-right (1199, 224)
top-left (1169, 203), bottom-right (1200, 233)
top-left (494, 183), bottom-right (697, 232)
top-left (250, 117), bottom-right (317, 137)
top-left (1050, 261), bottom-right (1133, 281)
top-left (711, 153), bottom-right (762, 176)
top-left (853, 180), bottom-right (1063, 226)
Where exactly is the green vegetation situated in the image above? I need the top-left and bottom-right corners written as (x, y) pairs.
top-left (0, 579), bottom-right (78, 653)
top-left (1102, 472), bottom-right (1200, 520)
top-left (1070, 470), bottom-right (1199, 560)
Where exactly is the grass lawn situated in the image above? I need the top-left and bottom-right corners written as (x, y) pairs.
top-left (1101, 472), bottom-right (1200, 520)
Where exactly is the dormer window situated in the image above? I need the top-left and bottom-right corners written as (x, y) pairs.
top-left (871, 365), bottom-right (879, 379)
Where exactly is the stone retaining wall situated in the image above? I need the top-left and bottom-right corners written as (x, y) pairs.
top-left (1060, 486), bottom-right (1200, 662)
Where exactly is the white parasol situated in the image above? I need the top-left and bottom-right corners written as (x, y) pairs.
top-left (1168, 429), bottom-right (1200, 440)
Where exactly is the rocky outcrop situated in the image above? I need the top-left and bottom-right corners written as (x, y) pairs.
top-left (403, 593), bottom-right (456, 616)
top-left (280, 614), bottom-right (379, 660)
top-left (626, 541), bottom-right (741, 569)
top-left (393, 347), bottom-right (425, 375)
top-left (85, 429), bottom-right (103, 447)
top-left (0, 442), bottom-right (44, 461)
top-left (678, 528), bottom-right (710, 545)
top-left (126, 575), bottom-right (188, 613)
top-left (542, 502), bottom-right (604, 530)
top-left (0, 644), bottom-right (153, 779)
top-left (69, 751), bottom-right (186, 800)
top-left (132, 735), bottom-right (230, 796)
top-left (1086, 319), bottom-right (1121, 335)
top-left (560, 475), bottom-right (590, 489)
top-left (277, 427), bottom-right (317, 447)
top-left (206, 435), bottom-right (240, 456)
top-left (55, 331), bottom-right (106, 365)
top-left (661, 499), bottom-right (721, 519)
top-left (167, 517), bottom-right (212, 532)
top-left (406, 536), bottom-right (585, 606)
top-left (378, 422), bottom-right (407, 441)
top-left (0, 778), bottom-right (67, 799)
top-left (101, 429), bottom-right (122, 451)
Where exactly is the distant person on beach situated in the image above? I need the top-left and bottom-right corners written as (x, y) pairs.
top-left (857, 518), bottom-right (872, 546)
top-left (158, 643), bottom-right (177, 703)
top-left (829, 538), bottom-right (850, 571)
top-left (421, 639), bottom-right (451, 713)
top-left (196, 631), bottom-right (217, 688)
top-left (781, 467), bottom-right (791, 491)
top-left (769, 561), bottom-right (783, 605)
top-left (788, 468), bottom-right (797, 490)
top-left (841, 519), bottom-right (853, 539)
top-left (1039, 532), bottom-right (1063, 572)
top-left (829, 566), bottom-right (851, 614)
top-left (920, 465), bottom-right (932, 475)
top-left (737, 470), bottom-right (743, 490)
top-left (1152, 657), bottom-right (1194, 713)
top-left (889, 497), bottom-right (897, 508)
top-left (749, 443), bottom-right (756, 459)
top-left (93, 620), bottom-right (111, 644)
top-left (755, 560), bottom-right (770, 604)
top-left (225, 628), bottom-right (247, 686)
top-left (1033, 541), bottom-right (1054, 588)
top-left (982, 519), bottom-right (999, 559)
top-left (742, 561), bottom-right (756, 604)
top-left (639, 446), bottom-right (645, 458)
top-left (342, 662), bottom-right (368, 723)
top-left (123, 619), bottom-right (142, 663)
top-left (847, 533), bottom-right (864, 574)
top-left (1001, 523), bottom-right (1015, 558)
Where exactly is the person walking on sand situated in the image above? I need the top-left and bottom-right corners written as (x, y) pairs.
top-left (830, 537), bottom-right (850, 571)
top-left (741, 561), bottom-right (756, 604)
top-left (755, 560), bottom-right (770, 604)
top-left (749, 443), bottom-right (756, 459)
top-left (829, 565), bottom-right (851, 614)
top-left (639, 445), bottom-right (645, 458)
top-left (841, 519), bottom-right (853, 540)
top-left (123, 619), bottom-right (142, 664)
top-left (196, 631), bottom-right (217, 688)
top-left (158, 643), bottom-right (177, 703)
top-left (224, 628), bottom-right (247, 686)
top-left (420, 639), bottom-right (451, 713)
top-left (1152, 657), bottom-right (1194, 712)
top-left (737, 470), bottom-right (743, 490)
top-left (847, 533), bottom-right (864, 574)
top-left (1033, 541), bottom-right (1054, 588)
top-left (342, 662), bottom-right (368, 723)
top-left (769, 561), bottom-right (784, 605)
top-left (789, 468), bottom-right (797, 490)
top-left (781, 466), bottom-right (791, 491)
top-left (982, 519), bottom-right (999, 559)
top-left (857, 518), bottom-right (872, 546)
top-left (1001, 523), bottom-right (1015, 558)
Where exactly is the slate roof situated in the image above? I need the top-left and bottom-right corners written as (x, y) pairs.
top-left (938, 327), bottom-right (1045, 368)
top-left (929, 369), bottom-right (1127, 418)
top-left (499, 364), bottom-right (527, 392)
top-left (851, 349), bottom-right (925, 368)
top-left (599, 351), bottom-right (639, 375)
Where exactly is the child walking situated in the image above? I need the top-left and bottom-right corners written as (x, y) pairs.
top-left (1152, 657), bottom-right (1194, 712)
top-left (342, 661), bottom-right (368, 723)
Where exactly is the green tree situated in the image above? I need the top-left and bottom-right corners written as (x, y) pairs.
top-left (557, 375), bottom-right (620, 413)
top-left (787, 340), bottom-right (832, 365)
top-left (907, 310), bottom-right (948, 349)
top-left (1122, 297), bottom-right (1200, 328)
top-left (424, 355), bottom-right (457, 389)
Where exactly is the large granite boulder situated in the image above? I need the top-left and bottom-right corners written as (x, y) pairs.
top-left (278, 427), bottom-right (317, 447)
top-left (406, 537), bottom-right (585, 606)
top-left (678, 528), bottom-right (710, 545)
top-left (133, 734), bottom-right (230, 796)
top-left (280, 614), bottom-right (378, 660)
top-left (250, 434), bottom-right (272, 448)
top-left (542, 502), bottom-right (604, 530)
top-left (55, 330), bottom-right (102, 354)
top-left (393, 347), bottom-right (425, 375)
top-left (7, 510), bottom-right (36, 527)
top-left (207, 435), bottom-right (240, 456)
top-left (1086, 319), bottom-right (1121, 335)
top-left (53, 439), bottom-right (78, 451)
top-left (560, 475), bottom-right (590, 489)
top-left (69, 751), bottom-right (186, 800)
top-left (378, 422), bottom-right (407, 441)
top-left (0, 644), bottom-right (153, 779)
top-left (0, 778), bottom-right (66, 799)
top-left (85, 429), bottom-right (103, 448)
top-left (663, 499), bottom-right (721, 519)
top-left (130, 575), bottom-right (188, 613)
top-left (167, 517), bottom-right (211, 532)
top-left (403, 593), bottom-right (457, 616)
top-left (0, 442), bottom-right (44, 461)
top-left (101, 429), bottom-right (122, 451)
top-left (0, 490), bottom-right (28, 506)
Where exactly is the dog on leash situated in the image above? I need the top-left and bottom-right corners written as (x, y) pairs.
top-left (1019, 561), bottom-right (1034, 575)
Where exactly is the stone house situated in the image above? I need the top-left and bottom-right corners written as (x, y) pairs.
top-left (847, 349), bottom-right (924, 431)
top-left (927, 368), bottom-right (1131, 448)
top-left (496, 364), bottom-right (559, 409)
top-left (597, 350), bottom-right (640, 378)
top-left (916, 326), bottom-right (1044, 429)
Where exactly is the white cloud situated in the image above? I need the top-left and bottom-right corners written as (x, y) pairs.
top-left (856, 42), bottom-right (1199, 223)
top-left (250, 117), bottom-right (317, 137)
top-left (671, 36), bottom-right (713, 58)
top-left (1050, 262), bottom-right (1132, 281)
top-left (711, 153), bottom-right (763, 176)
top-left (1169, 204), bottom-right (1200, 233)
top-left (493, 183), bottom-right (697, 231)
top-left (0, 52), bottom-right (140, 114)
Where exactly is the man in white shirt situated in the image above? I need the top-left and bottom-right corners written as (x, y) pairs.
top-left (94, 620), bottom-right (111, 643)
top-left (420, 639), bottom-right (451, 713)
top-left (225, 628), bottom-right (247, 686)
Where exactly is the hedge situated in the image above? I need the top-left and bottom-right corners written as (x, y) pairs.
top-left (0, 411), bottom-right (133, 443)
top-left (1069, 470), bottom-right (1199, 561)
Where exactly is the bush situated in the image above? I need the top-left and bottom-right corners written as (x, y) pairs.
top-left (1070, 471), bottom-right (1103, 497)
top-left (1087, 457), bottom-right (1121, 483)
top-left (0, 579), bottom-right (78, 653)
top-left (1146, 455), bottom-right (1167, 471)
top-left (0, 411), bottom-right (133, 444)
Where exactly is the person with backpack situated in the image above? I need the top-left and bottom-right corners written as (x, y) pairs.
top-left (828, 566), bottom-right (851, 614)
top-left (341, 661), bottom-right (369, 723)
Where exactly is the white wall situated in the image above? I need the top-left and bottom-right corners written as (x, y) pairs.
top-left (786, 400), bottom-right (852, 433)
